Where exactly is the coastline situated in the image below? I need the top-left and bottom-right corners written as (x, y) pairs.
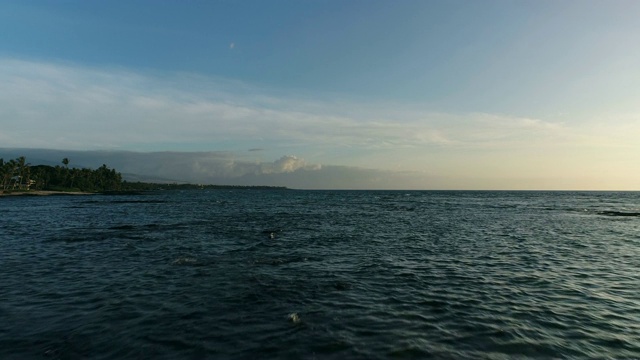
top-left (0, 190), bottom-right (95, 197)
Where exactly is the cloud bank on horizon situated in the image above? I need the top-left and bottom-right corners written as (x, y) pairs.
top-left (1, 1), bottom-right (639, 189)
top-left (0, 148), bottom-right (446, 190)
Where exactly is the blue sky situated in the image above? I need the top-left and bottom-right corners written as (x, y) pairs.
top-left (1, 0), bottom-right (639, 189)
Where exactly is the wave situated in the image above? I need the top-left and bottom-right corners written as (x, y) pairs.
top-left (597, 210), bottom-right (640, 217)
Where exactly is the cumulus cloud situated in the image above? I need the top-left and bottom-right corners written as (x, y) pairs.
top-left (0, 148), bottom-right (444, 189)
top-left (3, 57), bottom-right (638, 190)
top-left (0, 148), bottom-right (321, 183)
top-left (3, 147), bottom-right (639, 190)
top-left (261, 155), bottom-right (305, 174)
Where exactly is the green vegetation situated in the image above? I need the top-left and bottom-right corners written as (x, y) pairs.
top-left (0, 156), bottom-right (32, 191)
top-left (1, 156), bottom-right (289, 194)
top-left (1, 156), bottom-right (122, 193)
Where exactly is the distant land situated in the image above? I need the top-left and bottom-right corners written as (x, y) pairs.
top-left (4, 148), bottom-right (635, 191)
top-left (0, 148), bottom-right (442, 190)
top-left (0, 153), bottom-right (288, 196)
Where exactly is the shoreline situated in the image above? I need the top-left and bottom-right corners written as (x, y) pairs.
top-left (0, 190), bottom-right (95, 197)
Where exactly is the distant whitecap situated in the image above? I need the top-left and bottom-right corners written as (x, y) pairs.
top-left (288, 313), bottom-right (300, 323)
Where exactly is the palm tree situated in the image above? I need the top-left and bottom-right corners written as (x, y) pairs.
top-left (61, 158), bottom-right (70, 187)
top-left (3, 159), bottom-right (18, 190)
top-left (0, 159), bottom-right (6, 190)
top-left (15, 156), bottom-right (31, 190)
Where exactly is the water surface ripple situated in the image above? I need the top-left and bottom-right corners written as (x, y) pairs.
top-left (1, 191), bottom-right (639, 359)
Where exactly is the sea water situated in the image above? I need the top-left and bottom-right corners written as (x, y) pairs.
top-left (1, 190), bottom-right (639, 359)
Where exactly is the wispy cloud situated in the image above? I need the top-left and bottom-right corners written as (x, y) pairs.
top-left (0, 57), bottom-right (574, 152)
top-left (1, 57), bottom-right (638, 190)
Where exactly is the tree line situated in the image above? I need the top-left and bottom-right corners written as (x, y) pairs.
top-left (0, 156), bottom-right (122, 192)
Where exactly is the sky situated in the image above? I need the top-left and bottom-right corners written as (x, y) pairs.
top-left (1, 0), bottom-right (639, 189)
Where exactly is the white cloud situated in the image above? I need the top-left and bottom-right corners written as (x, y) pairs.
top-left (263, 155), bottom-right (305, 173)
top-left (0, 57), bottom-right (577, 153)
top-left (1, 57), bottom-right (639, 190)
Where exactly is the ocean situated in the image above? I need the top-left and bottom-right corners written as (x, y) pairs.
top-left (1, 190), bottom-right (639, 359)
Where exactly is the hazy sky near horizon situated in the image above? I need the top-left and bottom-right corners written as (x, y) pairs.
top-left (1, 0), bottom-right (639, 189)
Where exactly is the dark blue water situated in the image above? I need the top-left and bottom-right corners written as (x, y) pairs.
top-left (2, 190), bottom-right (639, 359)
